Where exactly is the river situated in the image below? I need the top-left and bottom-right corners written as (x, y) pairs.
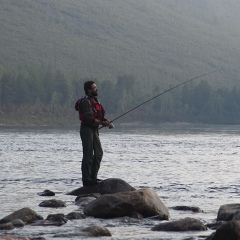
top-left (0, 123), bottom-right (239, 239)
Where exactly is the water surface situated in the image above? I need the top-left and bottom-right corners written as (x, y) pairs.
top-left (0, 124), bottom-right (239, 239)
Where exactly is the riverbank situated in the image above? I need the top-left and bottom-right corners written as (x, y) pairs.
top-left (1, 104), bottom-right (240, 127)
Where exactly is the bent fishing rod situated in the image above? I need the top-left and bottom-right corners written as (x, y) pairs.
top-left (100, 69), bottom-right (221, 129)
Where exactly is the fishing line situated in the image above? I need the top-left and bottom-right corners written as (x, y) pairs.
top-left (100, 69), bottom-right (221, 129)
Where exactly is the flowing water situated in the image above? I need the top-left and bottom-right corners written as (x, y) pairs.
top-left (0, 123), bottom-right (240, 239)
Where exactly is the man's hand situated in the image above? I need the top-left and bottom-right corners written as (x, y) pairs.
top-left (101, 120), bottom-right (111, 127)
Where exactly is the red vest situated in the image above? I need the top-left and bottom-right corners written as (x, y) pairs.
top-left (75, 96), bottom-right (105, 121)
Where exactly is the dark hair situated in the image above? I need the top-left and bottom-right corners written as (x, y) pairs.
top-left (84, 80), bottom-right (95, 94)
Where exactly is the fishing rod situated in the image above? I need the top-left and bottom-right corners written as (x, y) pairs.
top-left (101, 69), bottom-right (221, 129)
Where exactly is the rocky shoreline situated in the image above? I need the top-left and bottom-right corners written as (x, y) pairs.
top-left (0, 178), bottom-right (239, 240)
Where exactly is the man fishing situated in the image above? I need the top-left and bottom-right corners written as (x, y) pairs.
top-left (75, 80), bottom-right (113, 186)
top-left (74, 70), bottom-right (218, 187)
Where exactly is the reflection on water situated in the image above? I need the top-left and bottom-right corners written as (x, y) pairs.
top-left (0, 124), bottom-right (240, 239)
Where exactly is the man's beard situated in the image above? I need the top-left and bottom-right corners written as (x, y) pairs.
top-left (91, 91), bottom-right (98, 96)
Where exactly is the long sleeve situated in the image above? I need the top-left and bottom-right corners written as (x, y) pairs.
top-left (80, 98), bottom-right (96, 127)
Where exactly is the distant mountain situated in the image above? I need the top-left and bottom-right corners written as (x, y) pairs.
top-left (1, 0), bottom-right (240, 88)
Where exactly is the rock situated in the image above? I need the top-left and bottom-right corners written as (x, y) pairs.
top-left (82, 225), bottom-right (112, 236)
top-left (31, 214), bottom-right (67, 227)
top-left (172, 205), bottom-right (203, 213)
top-left (217, 204), bottom-right (240, 221)
top-left (206, 220), bottom-right (240, 240)
top-left (29, 238), bottom-right (46, 240)
top-left (53, 225), bottom-right (111, 237)
top-left (152, 217), bottom-right (207, 231)
top-left (75, 197), bottom-right (96, 207)
top-left (67, 178), bottom-right (135, 196)
top-left (0, 235), bottom-right (29, 240)
top-left (206, 221), bottom-right (226, 230)
top-left (31, 219), bottom-right (66, 227)
top-left (66, 212), bottom-right (87, 220)
top-left (47, 213), bottom-right (68, 223)
top-left (233, 211), bottom-right (240, 221)
top-left (0, 222), bottom-right (14, 230)
top-left (38, 199), bottom-right (66, 208)
top-left (0, 208), bottom-right (42, 224)
top-left (147, 215), bottom-right (169, 220)
top-left (128, 211), bottom-right (143, 219)
top-left (206, 232), bottom-right (216, 240)
top-left (38, 189), bottom-right (55, 196)
top-left (11, 219), bottom-right (25, 228)
top-left (84, 188), bottom-right (169, 219)
top-left (75, 193), bottom-right (101, 202)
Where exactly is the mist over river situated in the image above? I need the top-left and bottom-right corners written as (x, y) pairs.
top-left (0, 123), bottom-right (239, 239)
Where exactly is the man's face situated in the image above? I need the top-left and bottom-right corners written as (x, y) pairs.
top-left (88, 83), bottom-right (98, 96)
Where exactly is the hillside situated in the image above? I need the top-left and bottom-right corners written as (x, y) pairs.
top-left (1, 0), bottom-right (240, 88)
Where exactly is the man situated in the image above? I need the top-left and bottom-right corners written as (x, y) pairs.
top-left (75, 80), bottom-right (113, 186)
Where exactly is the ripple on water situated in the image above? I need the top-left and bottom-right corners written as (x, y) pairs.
top-left (0, 125), bottom-right (239, 239)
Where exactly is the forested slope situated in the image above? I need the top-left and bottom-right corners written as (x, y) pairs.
top-left (1, 0), bottom-right (240, 125)
top-left (1, 0), bottom-right (240, 87)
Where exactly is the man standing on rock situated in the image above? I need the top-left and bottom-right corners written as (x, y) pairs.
top-left (75, 80), bottom-right (113, 187)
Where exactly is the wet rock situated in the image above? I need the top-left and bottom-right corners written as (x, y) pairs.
top-left (11, 219), bottom-right (25, 228)
top-left (84, 188), bottom-right (169, 219)
top-left (206, 221), bottom-right (226, 230)
top-left (31, 214), bottom-right (67, 226)
top-left (38, 189), bottom-right (55, 196)
top-left (38, 199), bottom-right (66, 208)
top-left (147, 215), bottom-right (169, 220)
top-left (31, 219), bottom-right (66, 227)
top-left (0, 208), bottom-right (42, 224)
top-left (0, 235), bottom-right (29, 240)
top-left (47, 213), bottom-right (68, 223)
top-left (206, 233), bottom-right (216, 240)
top-left (172, 205), bottom-right (203, 213)
top-left (217, 204), bottom-right (240, 221)
top-left (75, 193), bottom-right (101, 207)
top-left (66, 212), bottom-right (87, 220)
top-left (151, 217), bottom-right (207, 231)
top-left (0, 222), bottom-right (14, 230)
top-left (75, 196), bottom-right (96, 207)
top-left (67, 178), bottom-right (135, 196)
top-left (128, 211), bottom-right (143, 219)
top-left (205, 220), bottom-right (240, 240)
top-left (233, 211), bottom-right (240, 220)
top-left (53, 225), bottom-right (111, 237)
top-left (82, 225), bottom-right (112, 236)
top-left (75, 193), bottom-right (101, 202)
top-left (29, 238), bottom-right (46, 240)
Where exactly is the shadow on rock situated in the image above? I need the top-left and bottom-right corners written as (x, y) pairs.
top-left (84, 188), bottom-right (169, 219)
top-left (67, 178), bottom-right (136, 196)
top-left (151, 217), bottom-right (207, 231)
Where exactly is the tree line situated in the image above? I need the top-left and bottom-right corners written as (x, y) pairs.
top-left (0, 65), bottom-right (240, 125)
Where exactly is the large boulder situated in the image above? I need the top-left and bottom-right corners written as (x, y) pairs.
top-left (84, 188), bottom-right (169, 219)
top-left (67, 178), bottom-right (135, 196)
top-left (0, 208), bottom-right (42, 224)
top-left (152, 217), bottom-right (207, 231)
top-left (217, 204), bottom-right (240, 221)
top-left (206, 220), bottom-right (240, 240)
